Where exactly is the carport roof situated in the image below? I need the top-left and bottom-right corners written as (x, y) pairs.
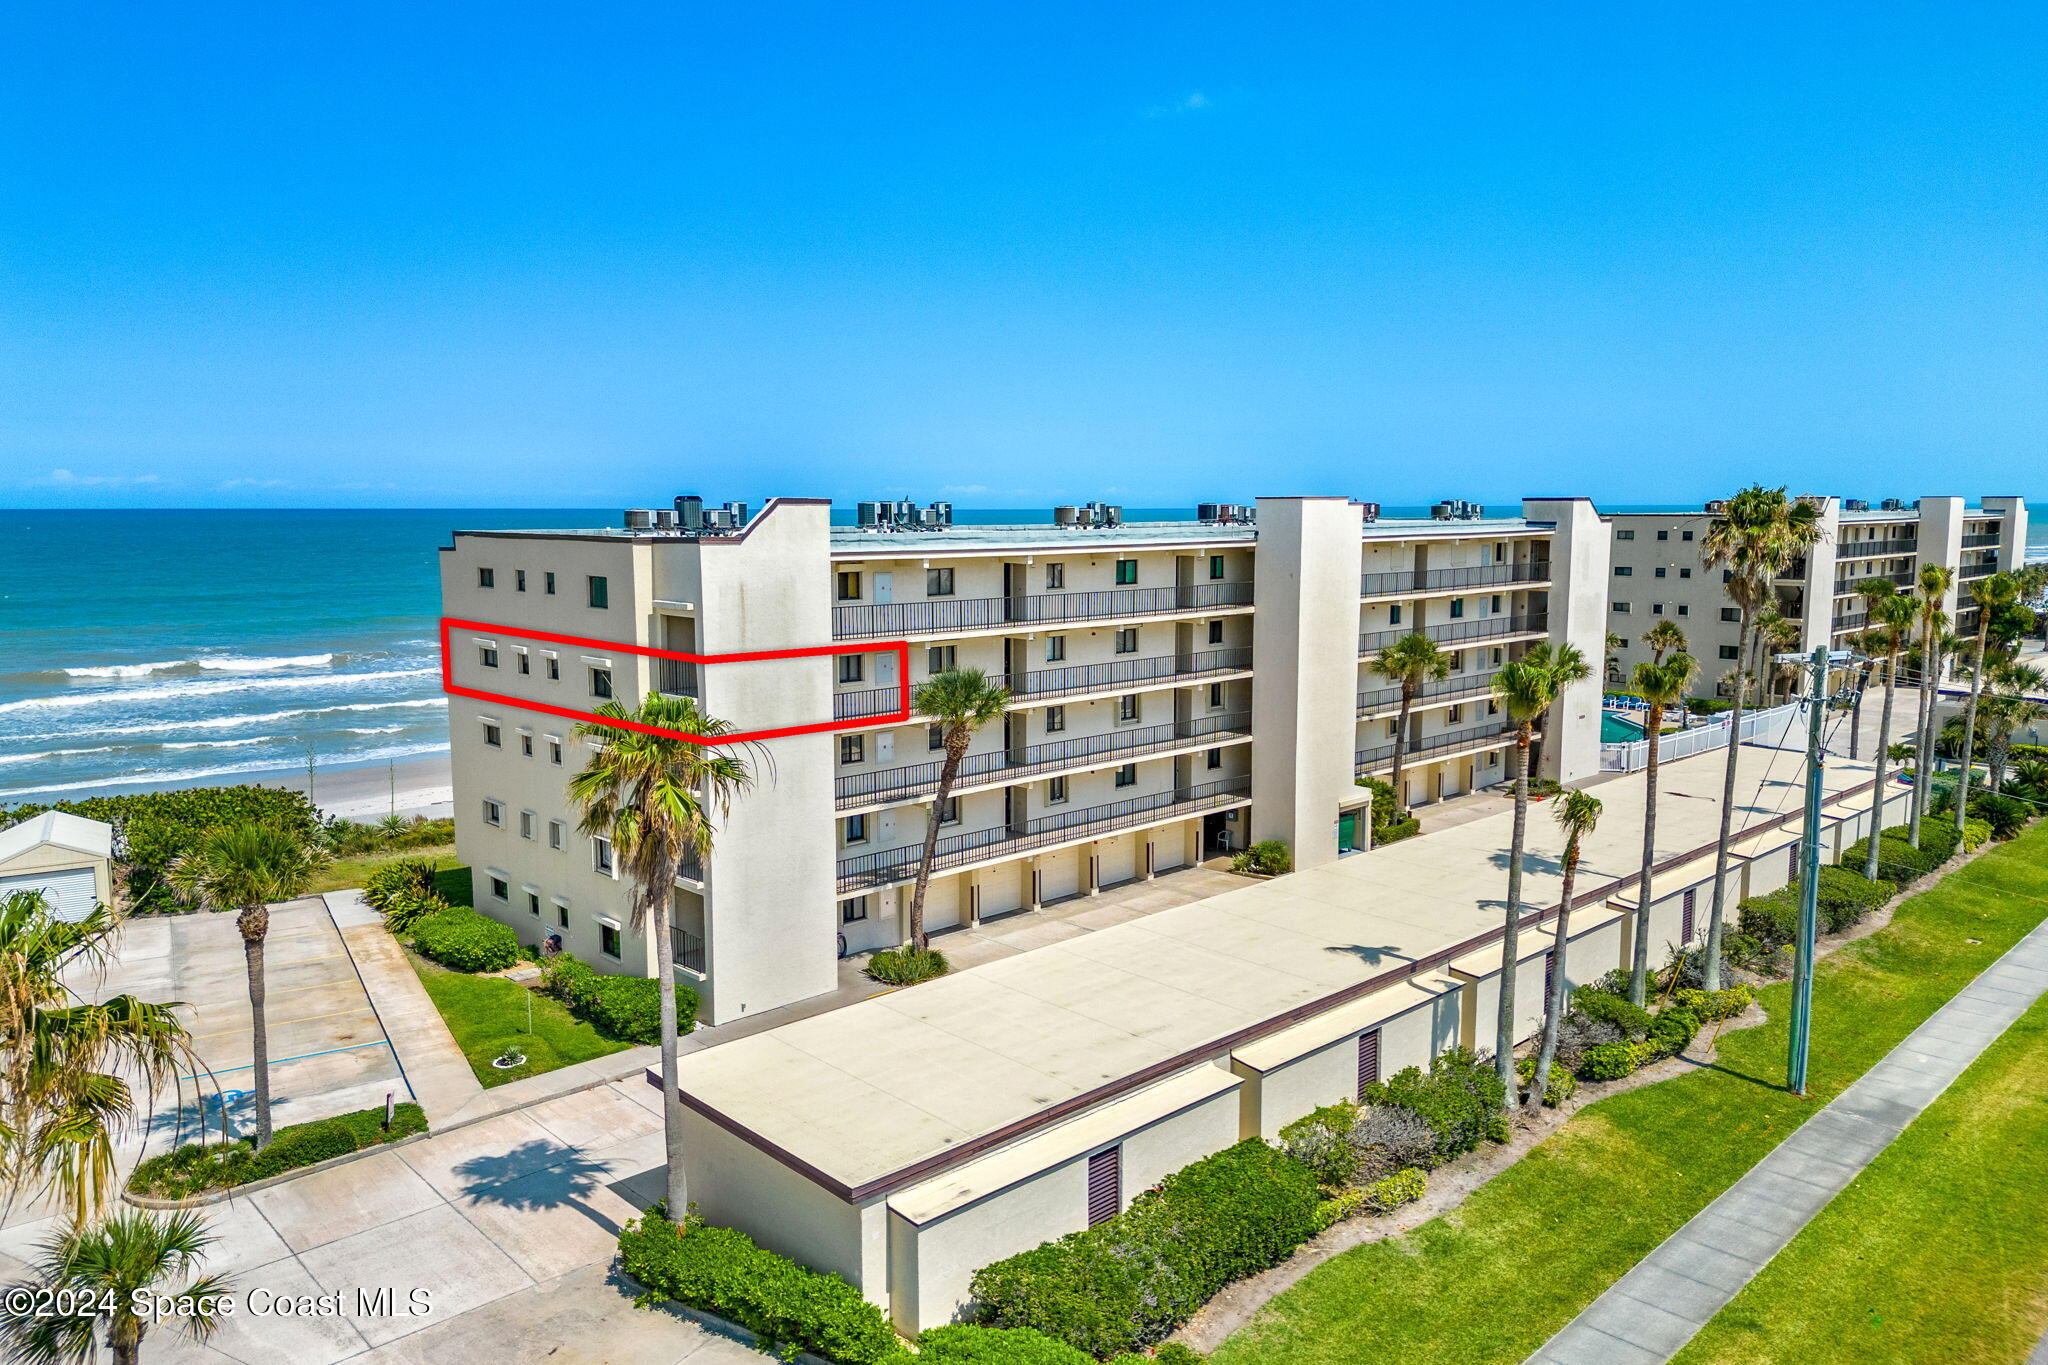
top-left (0, 810), bottom-right (112, 865)
top-left (674, 740), bottom-right (1881, 1200)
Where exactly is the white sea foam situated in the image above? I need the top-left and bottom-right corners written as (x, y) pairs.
top-left (0, 667), bottom-right (437, 715)
top-left (5, 698), bottom-right (447, 743)
top-left (0, 740), bottom-right (452, 800)
top-left (0, 736), bottom-right (280, 766)
top-left (58, 653), bottom-right (337, 679)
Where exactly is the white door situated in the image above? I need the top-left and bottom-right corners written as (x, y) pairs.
top-left (876, 732), bottom-right (894, 762)
top-left (874, 572), bottom-right (893, 604)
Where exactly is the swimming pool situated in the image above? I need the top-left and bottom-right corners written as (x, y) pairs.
top-left (1601, 713), bottom-right (1645, 743)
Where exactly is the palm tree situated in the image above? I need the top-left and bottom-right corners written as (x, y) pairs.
top-left (570, 691), bottom-right (753, 1220)
top-left (2, 1210), bottom-right (231, 1365)
top-left (1699, 486), bottom-right (1823, 991)
top-left (1906, 565), bottom-right (1954, 847)
top-left (1863, 593), bottom-right (1917, 883)
top-left (1849, 578), bottom-right (1899, 760)
top-left (1627, 644), bottom-right (1698, 1006)
top-left (1983, 662), bottom-right (2047, 792)
top-left (1489, 641), bottom-right (1590, 1097)
top-left (0, 893), bottom-right (196, 1221)
top-left (1369, 632), bottom-right (1453, 817)
top-left (1527, 789), bottom-right (1602, 1114)
top-left (1952, 571), bottom-right (2021, 835)
top-left (1761, 615), bottom-right (1802, 703)
top-left (168, 823), bottom-right (319, 1150)
top-left (907, 668), bottom-right (1012, 953)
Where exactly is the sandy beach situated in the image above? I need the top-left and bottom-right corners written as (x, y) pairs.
top-left (5, 751), bottom-right (455, 823)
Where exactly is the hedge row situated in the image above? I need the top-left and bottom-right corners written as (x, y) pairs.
top-left (1554, 984), bottom-right (1754, 1084)
top-left (412, 905), bottom-right (522, 973)
top-left (129, 1103), bottom-right (428, 1198)
top-left (540, 952), bottom-right (698, 1041)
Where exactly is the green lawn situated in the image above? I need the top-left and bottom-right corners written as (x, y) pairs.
top-left (1674, 992), bottom-right (2048, 1364)
top-left (406, 949), bottom-right (630, 1087)
top-left (304, 846), bottom-right (459, 895)
top-left (1211, 820), bottom-right (2048, 1365)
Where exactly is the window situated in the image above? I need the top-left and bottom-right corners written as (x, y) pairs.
top-left (927, 645), bottom-right (956, 673)
top-left (1720, 645), bottom-right (1740, 660)
top-left (516, 651), bottom-right (530, 675)
top-left (1657, 529), bottom-right (1670, 541)
top-left (1113, 763), bottom-right (1137, 788)
top-left (1048, 775), bottom-right (1068, 803)
top-left (1207, 620), bottom-right (1225, 645)
top-left (1044, 706), bottom-right (1066, 733)
top-left (1614, 566), bottom-right (1633, 577)
top-left (1114, 628), bottom-right (1138, 654)
top-left (546, 656), bottom-right (560, 681)
top-left (592, 837), bottom-right (614, 875)
top-left (1490, 594), bottom-right (1502, 613)
top-left (1114, 559), bottom-right (1138, 585)
top-left (840, 898), bottom-right (868, 924)
top-left (1208, 682), bottom-right (1224, 708)
top-left (518, 810), bottom-right (534, 839)
top-left (527, 891), bottom-right (541, 917)
top-left (520, 732), bottom-right (533, 757)
top-left (587, 575), bottom-right (609, 608)
top-left (836, 571), bottom-right (862, 601)
top-left (1209, 554), bottom-right (1225, 580)
top-left (928, 724), bottom-right (946, 751)
top-left (1446, 705), bottom-right (1462, 723)
top-left (1389, 604), bottom-right (1403, 624)
top-left (489, 876), bottom-right (509, 901)
top-left (1206, 747), bottom-right (1223, 770)
top-left (483, 723), bottom-right (502, 747)
top-left (599, 922), bottom-right (622, 959)
top-left (1654, 566), bottom-right (1667, 578)
top-left (590, 667), bottom-right (613, 699)
top-left (1491, 648), bottom-right (1502, 665)
top-left (1449, 599), bottom-right (1465, 619)
top-left (1682, 530), bottom-right (1694, 542)
top-left (548, 820), bottom-right (564, 849)
top-left (1117, 694), bottom-right (1139, 722)
top-left (839, 735), bottom-right (865, 765)
top-left (1045, 635), bottom-right (1066, 662)
top-left (838, 655), bottom-right (864, 684)
top-left (935, 797), bottom-right (960, 825)
top-left (545, 571), bottom-right (557, 595)
top-left (1721, 607), bottom-right (1740, 622)
top-left (1652, 603), bottom-right (1665, 616)
top-left (1046, 563), bottom-right (1065, 589)
top-left (482, 799), bottom-right (503, 827)
top-left (844, 814), bottom-right (868, 845)
top-left (1614, 602), bottom-right (1631, 613)
top-left (478, 567), bottom-right (495, 588)
top-left (1679, 567), bottom-right (1692, 579)
top-left (1677, 604), bottom-right (1690, 616)
top-left (1616, 528), bottom-right (1636, 541)
top-left (548, 737), bottom-right (563, 765)
top-left (1386, 720), bottom-right (1398, 737)
top-left (1087, 1147), bottom-right (1121, 1226)
top-left (1722, 569), bottom-right (1733, 583)
top-left (925, 567), bottom-right (955, 597)
top-left (556, 903), bottom-right (569, 928)
top-left (515, 569), bottom-right (526, 592)
top-left (480, 646), bottom-right (499, 668)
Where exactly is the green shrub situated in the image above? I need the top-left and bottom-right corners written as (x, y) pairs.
top-left (1968, 792), bottom-right (2030, 839)
top-left (1813, 865), bottom-right (1894, 932)
top-left (1686, 698), bottom-right (1735, 715)
top-left (866, 946), bottom-right (949, 985)
top-left (127, 1102), bottom-right (427, 1197)
top-left (1961, 817), bottom-right (1993, 851)
top-left (619, 1213), bottom-right (901, 1365)
top-left (1230, 839), bottom-right (1292, 876)
top-left (246, 1119), bottom-right (358, 1180)
top-left (382, 887), bottom-right (452, 933)
top-left (1575, 1041), bottom-right (1641, 1082)
top-left (1355, 777), bottom-right (1420, 845)
top-left (362, 857), bottom-right (441, 913)
top-left (537, 952), bottom-right (696, 1041)
top-left (1278, 1102), bottom-right (1362, 1188)
top-left (1359, 1167), bottom-right (1426, 1213)
top-left (916, 1324), bottom-right (1090, 1364)
top-left (411, 907), bottom-right (520, 972)
top-left (1566, 987), bottom-right (1654, 1039)
top-left (1673, 985), bottom-right (1752, 1021)
top-left (1843, 834), bottom-right (1942, 884)
top-left (1152, 1346), bottom-right (1207, 1365)
top-left (1516, 1056), bottom-right (1577, 1107)
top-left (970, 1140), bottom-right (1322, 1358)
top-left (1644, 1008), bottom-right (1699, 1060)
top-left (1361, 1047), bottom-right (1508, 1164)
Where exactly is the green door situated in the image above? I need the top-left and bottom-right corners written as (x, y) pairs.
top-left (1337, 811), bottom-right (1360, 854)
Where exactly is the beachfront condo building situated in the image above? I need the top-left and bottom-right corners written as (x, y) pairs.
top-left (1603, 495), bottom-right (2028, 694)
top-left (439, 495), bottom-right (1608, 1026)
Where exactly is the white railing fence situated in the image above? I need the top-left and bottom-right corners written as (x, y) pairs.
top-left (1599, 702), bottom-right (1803, 773)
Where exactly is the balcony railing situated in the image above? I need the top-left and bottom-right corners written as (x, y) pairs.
top-left (656, 659), bottom-right (699, 696)
top-left (833, 685), bottom-right (903, 720)
top-left (671, 928), bottom-right (706, 975)
top-left (1359, 612), bottom-right (1548, 656)
top-left (836, 775), bottom-right (1252, 891)
top-left (1009, 647), bottom-right (1253, 704)
top-left (832, 581), bottom-right (1255, 639)
top-left (1962, 533), bottom-right (2001, 548)
top-left (1359, 561), bottom-right (1550, 599)
top-left (1355, 720), bottom-right (1520, 772)
top-left (1836, 538), bottom-right (1918, 560)
top-left (1960, 562), bottom-right (1998, 581)
top-left (837, 712), bottom-right (1251, 808)
top-left (1837, 569), bottom-right (1915, 595)
top-left (1356, 668), bottom-right (1502, 717)
top-left (1833, 612), bottom-right (1869, 633)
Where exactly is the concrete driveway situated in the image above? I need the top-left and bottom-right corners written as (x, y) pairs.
top-left (0, 1081), bottom-right (761, 1363)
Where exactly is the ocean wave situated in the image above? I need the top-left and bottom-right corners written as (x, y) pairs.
top-left (0, 740), bottom-right (452, 801)
top-left (0, 736), bottom-right (279, 766)
top-left (49, 653), bottom-right (338, 680)
top-left (4, 698), bottom-right (447, 743)
top-left (0, 667), bottom-right (438, 715)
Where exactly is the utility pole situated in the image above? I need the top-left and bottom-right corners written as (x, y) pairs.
top-left (1785, 645), bottom-right (1844, 1097)
top-left (305, 738), bottom-right (317, 810)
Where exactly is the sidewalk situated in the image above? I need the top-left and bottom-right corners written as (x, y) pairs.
top-left (1530, 910), bottom-right (2048, 1365)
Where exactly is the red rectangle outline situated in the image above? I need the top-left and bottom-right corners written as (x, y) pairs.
top-left (439, 616), bottom-right (910, 744)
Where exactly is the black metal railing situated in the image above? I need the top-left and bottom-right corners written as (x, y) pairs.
top-left (656, 659), bottom-right (699, 696)
top-left (1837, 569), bottom-right (1915, 595)
top-left (1355, 720), bottom-right (1519, 772)
top-left (1359, 612), bottom-right (1548, 656)
top-left (832, 581), bottom-right (1255, 639)
top-left (1359, 561), bottom-right (1550, 598)
top-left (672, 928), bottom-right (705, 974)
top-left (1008, 646), bottom-right (1252, 703)
top-left (1836, 538), bottom-right (1918, 560)
top-left (1962, 533), bottom-right (2001, 548)
top-left (835, 775), bottom-right (1252, 891)
top-left (836, 712), bottom-right (1251, 808)
top-left (833, 686), bottom-right (902, 720)
top-left (1833, 612), bottom-right (1869, 633)
top-left (1960, 562), bottom-right (1998, 581)
top-left (1356, 668), bottom-right (1502, 716)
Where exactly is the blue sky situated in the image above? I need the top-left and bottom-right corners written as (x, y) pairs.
top-left (3, 2), bottom-right (2044, 509)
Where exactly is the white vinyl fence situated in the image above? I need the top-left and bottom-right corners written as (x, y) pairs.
top-left (1599, 702), bottom-right (1803, 773)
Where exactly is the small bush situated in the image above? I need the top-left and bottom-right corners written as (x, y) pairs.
top-left (1968, 792), bottom-right (2030, 839)
top-left (1736, 889), bottom-right (1798, 951)
top-left (362, 857), bottom-right (441, 913)
top-left (619, 1213), bottom-right (901, 1365)
top-left (128, 1102), bottom-right (427, 1198)
top-left (1152, 1346), bottom-right (1208, 1365)
top-left (1576, 1041), bottom-right (1641, 1082)
top-left (1686, 698), bottom-right (1735, 715)
top-left (1567, 988), bottom-right (1653, 1039)
top-left (1673, 985), bottom-right (1753, 1021)
top-left (1843, 834), bottom-right (1941, 884)
top-left (1315, 1167), bottom-right (1427, 1228)
top-left (538, 952), bottom-right (697, 1041)
top-left (916, 1324), bottom-right (1090, 1364)
top-left (866, 946), bottom-right (949, 985)
top-left (1361, 1047), bottom-right (1507, 1165)
top-left (411, 906), bottom-right (521, 972)
top-left (1813, 865), bottom-right (1894, 932)
top-left (247, 1119), bottom-right (358, 1181)
top-left (1230, 839), bottom-right (1292, 876)
top-left (1279, 1103), bottom-right (1361, 1188)
top-left (1347, 1104), bottom-right (1439, 1182)
top-left (382, 887), bottom-right (452, 933)
top-left (1516, 1056), bottom-right (1577, 1107)
top-left (1644, 1008), bottom-right (1699, 1060)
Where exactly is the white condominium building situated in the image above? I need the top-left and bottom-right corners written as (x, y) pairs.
top-left (1604, 495), bottom-right (2028, 694)
top-left (440, 495), bottom-right (1608, 1025)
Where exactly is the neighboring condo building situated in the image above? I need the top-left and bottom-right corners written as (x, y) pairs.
top-left (439, 495), bottom-right (1608, 1025)
top-left (1603, 495), bottom-right (2028, 694)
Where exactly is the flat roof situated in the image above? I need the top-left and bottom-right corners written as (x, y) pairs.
top-left (828, 516), bottom-right (1552, 556)
top-left (673, 731), bottom-right (1880, 1200)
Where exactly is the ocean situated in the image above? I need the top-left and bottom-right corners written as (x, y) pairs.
top-left (2, 504), bottom-right (2043, 808)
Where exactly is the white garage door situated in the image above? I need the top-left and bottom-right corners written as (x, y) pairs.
top-left (1, 868), bottom-right (97, 923)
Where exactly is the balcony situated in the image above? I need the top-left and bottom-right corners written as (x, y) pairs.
top-left (1008, 647), bottom-right (1253, 705)
top-left (836, 776), bottom-right (1252, 892)
top-left (1837, 569), bottom-right (1915, 595)
top-left (1960, 562), bottom-right (1998, 582)
top-left (833, 685), bottom-right (903, 720)
top-left (1357, 668), bottom-right (1502, 717)
top-left (1359, 612), bottom-right (1548, 657)
top-left (837, 711), bottom-right (1252, 809)
top-left (1355, 720), bottom-right (1520, 773)
top-left (1833, 612), bottom-right (1868, 633)
top-left (1359, 561), bottom-right (1550, 599)
top-left (832, 581), bottom-right (1254, 639)
top-left (1836, 538), bottom-right (1918, 560)
top-left (656, 659), bottom-right (699, 697)
top-left (1963, 532), bottom-right (2001, 548)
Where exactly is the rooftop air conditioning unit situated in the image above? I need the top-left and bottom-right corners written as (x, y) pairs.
top-left (675, 495), bottom-right (705, 531)
top-left (624, 508), bottom-right (654, 531)
top-left (1843, 499), bottom-right (1869, 512)
top-left (1359, 502), bottom-right (1381, 523)
top-left (1053, 505), bottom-right (1080, 527)
top-left (1880, 498), bottom-right (1904, 512)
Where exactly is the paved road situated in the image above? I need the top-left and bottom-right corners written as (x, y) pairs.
top-left (1530, 911), bottom-right (2048, 1365)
